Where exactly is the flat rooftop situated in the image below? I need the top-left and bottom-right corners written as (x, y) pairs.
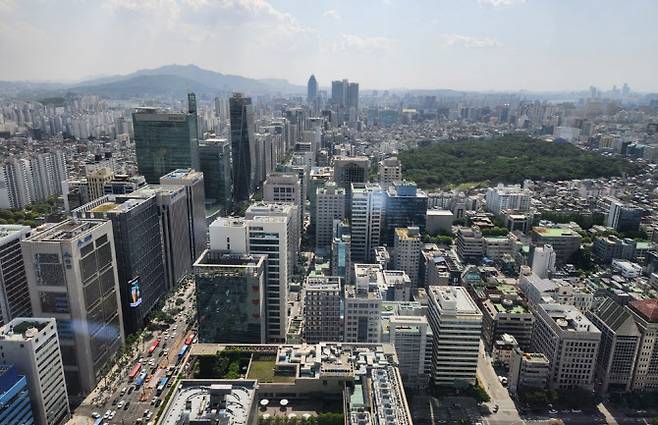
top-left (533, 226), bottom-right (581, 238)
top-left (429, 286), bottom-right (481, 315)
top-left (27, 219), bottom-right (103, 242)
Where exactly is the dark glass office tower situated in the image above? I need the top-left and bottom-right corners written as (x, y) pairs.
top-left (382, 181), bottom-right (428, 245)
top-left (133, 94), bottom-right (199, 184)
top-left (229, 93), bottom-right (255, 203)
top-left (199, 138), bottom-right (232, 213)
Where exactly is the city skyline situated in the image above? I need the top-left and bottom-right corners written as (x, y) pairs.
top-left (0, 0), bottom-right (656, 92)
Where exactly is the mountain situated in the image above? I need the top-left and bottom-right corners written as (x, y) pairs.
top-left (0, 64), bottom-right (305, 99)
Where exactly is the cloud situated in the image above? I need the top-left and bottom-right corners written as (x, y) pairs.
top-left (444, 34), bottom-right (502, 48)
top-left (478, 0), bottom-right (526, 7)
top-left (323, 9), bottom-right (341, 20)
top-left (331, 33), bottom-right (395, 53)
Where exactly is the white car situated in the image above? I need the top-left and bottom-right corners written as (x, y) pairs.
top-left (91, 412), bottom-right (100, 419)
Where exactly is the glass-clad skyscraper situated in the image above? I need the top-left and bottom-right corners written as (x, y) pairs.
top-left (133, 94), bottom-right (199, 184)
top-left (0, 365), bottom-right (34, 425)
top-left (199, 138), bottom-right (232, 213)
top-left (229, 93), bottom-right (255, 203)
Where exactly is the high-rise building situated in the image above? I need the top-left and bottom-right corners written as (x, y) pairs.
top-left (0, 365), bottom-right (34, 424)
top-left (315, 182), bottom-right (346, 253)
top-left (1, 152), bottom-right (67, 209)
top-left (229, 93), bottom-right (256, 202)
top-left (125, 185), bottom-right (193, 290)
top-left (378, 157), bottom-right (402, 187)
top-left (344, 282), bottom-right (382, 343)
top-left (303, 276), bottom-right (343, 343)
top-left (586, 297), bottom-right (641, 393)
top-left (199, 138), bottom-right (232, 213)
top-left (209, 211), bottom-right (293, 343)
top-left (263, 172), bottom-right (302, 247)
top-left (160, 169), bottom-right (207, 263)
top-left (307, 74), bottom-right (318, 103)
top-left (388, 315), bottom-right (433, 390)
top-left (456, 226), bottom-right (484, 264)
top-left (428, 286), bottom-right (483, 386)
top-left (393, 227), bottom-right (422, 287)
top-left (73, 195), bottom-right (167, 335)
top-left (350, 183), bottom-right (385, 263)
top-left (531, 303), bottom-right (601, 390)
top-left (133, 97), bottom-right (199, 184)
top-left (627, 298), bottom-right (658, 390)
top-left (0, 225), bottom-right (32, 326)
top-left (85, 166), bottom-right (113, 201)
top-left (194, 250), bottom-right (267, 344)
top-left (532, 226), bottom-right (582, 264)
top-left (331, 221), bottom-right (351, 284)
top-left (21, 220), bottom-right (124, 401)
top-left (382, 181), bottom-right (428, 245)
top-left (333, 156), bottom-right (369, 192)
top-left (0, 318), bottom-right (70, 425)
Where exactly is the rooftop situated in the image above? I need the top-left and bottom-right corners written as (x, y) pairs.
top-left (533, 226), bottom-right (582, 238)
top-left (27, 219), bottom-right (103, 242)
top-left (629, 298), bottom-right (658, 323)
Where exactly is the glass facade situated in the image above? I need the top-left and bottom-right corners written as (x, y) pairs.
top-left (133, 110), bottom-right (199, 184)
top-left (199, 139), bottom-right (232, 212)
top-left (0, 365), bottom-right (34, 425)
top-left (382, 182), bottom-right (428, 245)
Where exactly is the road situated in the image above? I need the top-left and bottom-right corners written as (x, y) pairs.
top-left (70, 282), bottom-right (196, 425)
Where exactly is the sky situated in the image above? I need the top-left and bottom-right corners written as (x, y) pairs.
top-left (0, 0), bottom-right (657, 92)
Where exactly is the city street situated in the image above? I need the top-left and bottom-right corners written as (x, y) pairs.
top-left (70, 282), bottom-right (196, 425)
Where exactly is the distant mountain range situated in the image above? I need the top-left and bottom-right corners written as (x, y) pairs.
top-left (0, 64), bottom-right (305, 99)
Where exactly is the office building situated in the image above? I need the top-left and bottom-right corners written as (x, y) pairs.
top-left (194, 251), bottom-right (266, 344)
top-left (388, 315), bottom-right (433, 390)
top-left (0, 318), bottom-right (69, 425)
top-left (602, 197), bottom-right (643, 232)
top-left (303, 276), bottom-right (343, 343)
top-left (102, 174), bottom-right (147, 196)
top-left (344, 282), bottom-right (382, 343)
top-left (378, 157), bottom-right (402, 187)
top-left (333, 156), bottom-right (369, 192)
top-left (21, 220), bottom-right (124, 400)
top-left (315, 182), bottom-right (346, 253)
top-left (350, 183), bottom-right (385, 263)
top-left (393, 227), bottom-right (422, 287)
top-left (428, 286), bottom-right (482, 386)
top-left (592, 235), bottom-right (637, 264)
top-left (209, 211), bottom-right (293, 343)
top-left (420, 244), bottom-right (464, 286)
top-left (307, 74), bottom-right (318, 103)
top-left (73, 195), bottom-right (166, 335)
top-left (0, 365), bottom-right (34, 425)
top-left (586, 297), bottom-right (640, 393)
top-left (531, 303), bottom-right (601, 390)
top-left (532, 226), bottom-right (582, 264)
top-left (263, 172), bottom-right (302, 247)
top-left (425, 209), bottom-right (454, 235)
top-left (160, 169), bottom-right (207, 262)
top-left (485, 184), bottom-right (531, 216)
top-left (0, 225), bottom-right (32, 326)
top-left (85, 167), bottom-right (113, 201)
top-left (126, 185), bottom-right (193, 290)
top-left (456, 227), bottom-right (484, 264)
top-left (627, 298), bottom-right (658, 390)
top-left (382, 181), bottom-right (428, 244)
top-left (133, 99), bottom-right (199, 184)
top-left (229, 93), bottom-right (256, 202)
top-left (508, 349), bottom-right (550, 394)
top-left (199, 138), bottom-right (232, 212)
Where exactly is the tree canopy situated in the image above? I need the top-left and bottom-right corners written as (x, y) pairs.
top-left (398, 136), bottom-right (640, 190)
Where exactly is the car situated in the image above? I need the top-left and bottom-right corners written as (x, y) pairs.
top-left (91, 412), bottom-right (100, 419)
top-left (112, 398), bottom-right (118, 406)
top-left (109, 411), bottom-right (116, 419)
top-left (151, 397), bottom-right (158, 405)
top-left (103, 410), bottom-right (111, 419)
top-left (124, 401), bottom-right (130, 410)
top-left (146, 412), bottom-right (153, 420)
top-left (117, 400), bottom-right (125, 409)
top-left (492, 405), bottom-right (499, 413)
top-left (571, 409), bottom-right (582, 414)
top-left (127, 386), bottom-right (134, 394)
top-left (548, 409), bottom-right (558, 414)
top-left (120, 387), bottom-right (127, 395)
top-left (144, 409), bottom-right (150, 417)
top-left (155, 399), bottom-right (162, 408)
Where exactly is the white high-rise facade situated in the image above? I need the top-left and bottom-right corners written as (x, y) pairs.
top-left (315, 182), bottom-right (346, 253)
top-left (0, 318), bottom-right (70, 425)
top-left (393, 227), bottom-right (422, 287)
top-left (389, 315), bottom-right (433, 390)
top-left (350, 183), bottom-right (384, 263)
top-left (428, 286), bottom-right (483, 386)
top-left (485, 184), bottom-right (531, 215)
top-left (531, 244), bottom-right (556, 278)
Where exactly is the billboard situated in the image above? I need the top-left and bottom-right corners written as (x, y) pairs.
top-left (129, 277), bottom-right (142, 308)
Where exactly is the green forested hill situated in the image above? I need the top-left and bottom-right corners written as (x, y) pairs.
top-left (398, 136), bottom-right (639, 189)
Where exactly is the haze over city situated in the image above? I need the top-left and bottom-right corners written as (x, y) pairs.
top-left (1, 0), bottom-right (657, 91)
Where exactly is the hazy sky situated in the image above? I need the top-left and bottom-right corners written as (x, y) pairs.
top-left (1, 0), bottom-right (657, 91)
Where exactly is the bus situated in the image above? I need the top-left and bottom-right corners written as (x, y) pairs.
top-left (184, 332), bottom-right (195, 346)
top-left (128, 362), bottom-right (142, 380)
top-left (135, 371), bottom-right (147, 387)
top-left (148, 339), bottom-right (160, 356)
top-left (177, 344), bottom-right (189, 363)
top-left (156, 376), bottom-right (169, 395)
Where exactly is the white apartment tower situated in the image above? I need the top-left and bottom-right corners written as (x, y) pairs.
top-left (485, 184), bottom-right (531, 216)
top-left (21, 219), bottom-right (125, 401)
top-left (315, 182), bottom-right (346, 253)
top-left (428, 286), bottom-right (483, 386)
top-left (0, 318), bottom-right (70, 425)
